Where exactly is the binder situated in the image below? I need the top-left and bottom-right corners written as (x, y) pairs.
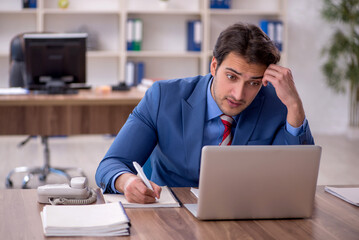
top-left (210, 0), bottom-right (231, 9)
top-left (23, 0), bottom-right (36, 8)
top-left (260, 20), bottom-right (283, 52)
top-left (125, 61), bottom-right (135, 87)
top-left (135, 62), bottom-right (145, 85)
top-left (187, 20), bottom-right (201, 52)
top-left (187, 21), bottom-right (194, 51)
top-left (133, 19), bottom-right (143, 51)
top-left (210, 0), bottom-right (216, 8)
top-left (194, 21), bottom-right (202, 51)
top-left (260, 20), bottom-right (275, 40)
top-left (127, 19), bottom-right (143, 51)
top-left (23, 0), bottom-right (30, 8)
top-left (126, 19), bottom-right (134, 51)
top-left (275, 21), bottom-right (283, 52)
top-left (126, 61), bottom-right (145, 86)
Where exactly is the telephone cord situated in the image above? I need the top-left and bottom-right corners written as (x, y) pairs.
top-left (49, 188), bottom-right (97, 205)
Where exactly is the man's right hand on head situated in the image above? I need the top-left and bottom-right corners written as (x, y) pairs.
top-left (115, 172), bottom-right (161, 204)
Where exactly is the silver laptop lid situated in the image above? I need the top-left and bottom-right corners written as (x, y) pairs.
top-left (195, 145), bottom-right (322, 220)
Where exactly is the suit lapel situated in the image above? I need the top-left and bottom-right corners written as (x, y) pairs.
top-left (181, 75), bottom-right (211, 173)
top-left (232, 92), bottom-right (265, 145)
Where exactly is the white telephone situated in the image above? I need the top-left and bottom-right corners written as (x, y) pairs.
top-left (37, 177), bottom-right (97, 205)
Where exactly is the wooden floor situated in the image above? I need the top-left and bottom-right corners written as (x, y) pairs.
top-left (0, 134), bottom-right (358, 189)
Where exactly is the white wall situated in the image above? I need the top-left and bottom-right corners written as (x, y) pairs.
top-left (287, 0), bottom-right (349, 134)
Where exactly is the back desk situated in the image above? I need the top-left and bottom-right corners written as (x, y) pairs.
top-left (0, 89), bottom-right (144, 135)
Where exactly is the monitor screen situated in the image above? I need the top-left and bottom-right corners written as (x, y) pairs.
top-left (24, 33), bottom-right (87, 93)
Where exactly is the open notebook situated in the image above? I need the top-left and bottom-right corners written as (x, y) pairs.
top-left (104, 186), bottom-right (180, 208)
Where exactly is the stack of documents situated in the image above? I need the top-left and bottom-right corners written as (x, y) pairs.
top-left (41, 202), bottom-right (130, 236)
top-left (104, 186), bottom-right (180, 208)
top-left (325, 186), bottom-right (359, 207)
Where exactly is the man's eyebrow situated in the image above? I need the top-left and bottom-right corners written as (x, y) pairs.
top-left (250, 76), bottom-right (264, 80)
top-left (226, 67), bottom-right (242, 76)
top-left (225, 67), bottom-right (264, 80)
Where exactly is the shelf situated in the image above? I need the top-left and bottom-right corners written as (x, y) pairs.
top-left (209, 9), bottom-right (281, 16)
top-left (0, 9), bottom-right (37, 14)
top-left (127, 51), bottom-right (201, 58)
top-left (127, 9), bottom-right (201, 15)
top-left (87, 51), bottom-right (119, 58)
top-left (2, 50), bottom-right (204, 59)
top-left (0, 0), bottom-right (287, 86)
top-left (43, 9), bottom-right (120, 15)
top-left (1, 52), bottom-right (119, 58)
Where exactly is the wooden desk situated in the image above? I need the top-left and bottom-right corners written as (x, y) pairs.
top-left (0, 89), bottom-right (144, 135)
top-left (1, 186), bottom-right (358, 240)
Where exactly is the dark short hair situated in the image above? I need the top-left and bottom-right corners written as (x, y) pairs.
top-left (213, 22), bottom-right (280, 68)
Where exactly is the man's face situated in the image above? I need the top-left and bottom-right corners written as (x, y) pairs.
top-left (210, 52), bottom-right (267, 116)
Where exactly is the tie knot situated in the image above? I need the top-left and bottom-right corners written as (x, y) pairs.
top-left (220, 114), bottom-right (233, 126)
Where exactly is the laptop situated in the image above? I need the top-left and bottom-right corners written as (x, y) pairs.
top-left (184, 145), bottom-right (322, 220)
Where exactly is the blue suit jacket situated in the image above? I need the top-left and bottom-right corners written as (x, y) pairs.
top-left (95, 74), bottom-right (314, 192)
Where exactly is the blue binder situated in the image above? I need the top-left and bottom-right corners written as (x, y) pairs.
top-left (187, 20), bottom-right (201, 52)
top-left (135, 62), bottom-right (145, 86)
top-left (210, 0), bottom-right (231, 9)
top-left (260, 20), bottom-right (283, 52)
top-left (23, 0), bottom-right (37, 8)
top-left (29, 0), bottom-right (37, 8)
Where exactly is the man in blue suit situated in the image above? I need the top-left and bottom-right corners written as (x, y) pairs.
top-left (95, 23), bottom-right (314, 203)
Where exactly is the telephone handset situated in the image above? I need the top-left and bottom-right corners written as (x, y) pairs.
top-left (37, 177), bottom-right (97, 205)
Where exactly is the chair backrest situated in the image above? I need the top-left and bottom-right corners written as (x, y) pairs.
top-left (9, 33), bottom-right (27, 88)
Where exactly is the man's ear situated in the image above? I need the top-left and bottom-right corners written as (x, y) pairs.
top-left (210, 57), bottom-right (217, 76)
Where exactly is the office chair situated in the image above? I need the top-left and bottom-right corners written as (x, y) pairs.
top-left (5, 33), bottom-right (86, 189)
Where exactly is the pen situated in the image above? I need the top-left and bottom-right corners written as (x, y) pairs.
top-left (133, 161), bottom-right (154, 191)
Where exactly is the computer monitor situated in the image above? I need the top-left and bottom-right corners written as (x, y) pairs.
top-left (23, 33), bottom-right (87, 94)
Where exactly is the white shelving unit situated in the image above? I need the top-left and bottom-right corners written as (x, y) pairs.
top-left (0, 0), bottom-right (286, 87)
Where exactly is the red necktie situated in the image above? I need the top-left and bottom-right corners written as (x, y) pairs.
top-left (220, 114), bottom-right (234, 145)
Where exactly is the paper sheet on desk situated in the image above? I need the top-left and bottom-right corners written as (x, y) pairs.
top-left (104, 186), bottom-right (180, 208)
top-left (325, 186), bottom-right (359, 206)
top-left (190, 188), bottom-right (199, 198)
top-left (0, 88), bottom-right (29, 95)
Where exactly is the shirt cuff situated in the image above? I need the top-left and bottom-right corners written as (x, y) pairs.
top-left (111, 172), bottom-right (128, 194)
top-left (286, 117), bottom-right (307, 136)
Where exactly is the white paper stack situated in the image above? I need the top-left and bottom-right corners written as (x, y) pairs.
top-left (137, 78), bottom-right (155, 92)
top-left (41, 202), bottom-right (130, 236)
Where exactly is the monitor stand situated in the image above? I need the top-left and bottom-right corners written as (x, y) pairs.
top-left (34, 78), bottom-right (78, 95)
